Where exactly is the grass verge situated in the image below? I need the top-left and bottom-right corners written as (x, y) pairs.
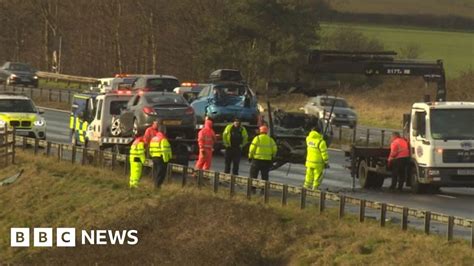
top-left (1, 151), bottom-right (473, 264)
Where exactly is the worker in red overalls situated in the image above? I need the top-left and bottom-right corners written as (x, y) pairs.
top-left (143, 120), bottom-right (160, 146)
top-left (388, 132), bottom-right (410, 191)
top-left (195, 119), bottom-right (216, 170)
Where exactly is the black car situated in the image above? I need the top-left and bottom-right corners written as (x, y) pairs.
top-left (0, 62), bottom-right (39, 87)
top-left (118, 92), bottom-right (196, 139)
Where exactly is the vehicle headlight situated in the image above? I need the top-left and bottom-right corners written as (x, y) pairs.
top-left (34, 119), bottom-right (45, 127)
top-left (33, 75), bottom-right (38, 79)
top-left (10, 73), bottom-right (17, 78)
top-left (0, 120), bottom-right (5, 127)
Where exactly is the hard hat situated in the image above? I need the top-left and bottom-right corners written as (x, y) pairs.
top-left (259, 126), bottom-right (268, 134)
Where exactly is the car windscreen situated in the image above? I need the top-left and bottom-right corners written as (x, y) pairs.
top-left (110, 100), bottom-right (129, 115)
top-left (145, 94), bottom-right (187, 106)
top-left (214, 85), bottom-right (248, 96)
top-left (319, 98), bottom-right (348, 108)
top-left (7, 63), bottom-right (33, 72)
top-left (0, 99), bottom-right (36, 113)
top-left (146, 78), bottom-right (180, 92)
top-left (431, 109), bottom-right (474, 140)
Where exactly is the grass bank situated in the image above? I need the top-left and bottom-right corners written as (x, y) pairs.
top-left (320, 23), bottom-right (474, 78)
top-left (1, 151), bottom-right (473, 264)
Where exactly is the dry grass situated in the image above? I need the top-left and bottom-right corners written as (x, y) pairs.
top-left (1, 151), bottom-right (473, 264)
top-left (34, 98), bottom-right (70, 110)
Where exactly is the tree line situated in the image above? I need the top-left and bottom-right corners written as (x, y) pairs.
top-left (0, 0), bottom-right (329, 88)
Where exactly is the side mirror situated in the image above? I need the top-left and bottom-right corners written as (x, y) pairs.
top-left (38, 108), bottom-right (45, 114)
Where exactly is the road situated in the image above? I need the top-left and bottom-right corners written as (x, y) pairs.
top-left (42, 108), bottom-right (474, 222)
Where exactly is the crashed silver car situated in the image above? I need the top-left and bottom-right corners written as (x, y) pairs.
top-left (303, 96), bottom-right (357, 128)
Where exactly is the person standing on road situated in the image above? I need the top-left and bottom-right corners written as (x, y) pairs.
top-left (195, 119), bottom-right (216, 170)
top-left (223, 118), bottom-right (248, 175)
top-left (248, 126), bottom-right (277, 188)
top-left (144, 120), bottom-right (160, 147)
top-left (304, 127), bottom-right (329, 190)
top-left (388, 132), bottom-right (410, 190)
top-left (129, 136), bottom-right (146, 188)
top-left (149, 126), bottom-right (172, 188)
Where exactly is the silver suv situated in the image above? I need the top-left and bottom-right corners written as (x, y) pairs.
top-left (303, 96), bottom-right (357, 128)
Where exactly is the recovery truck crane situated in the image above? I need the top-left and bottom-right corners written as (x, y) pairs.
top-left (306, 50), bottom-right (474, 193)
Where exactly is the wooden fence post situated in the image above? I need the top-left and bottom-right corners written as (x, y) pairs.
top-left (339, 195), bottom-right (346, 219)
top-left (213, 172), bottom-right (219, 193)
top-left (424, 211), bottom-right (431, 235)
top-left (380, 203), bottom-right (387, 227)
top-left (281, 184), bottom-right (288, 206)
top-left (230, 175), bottom-right (236, 197)
top-left (359, 200), bottom-right (366, 222)
top-left (447, 216), bottom-right (454, 241)
top-left (300, 187), bottom-right (306, 209)
top-left (264, 181), bottom-right (270, 204)
top-left (71, 145), bottom-right (76, 164)
top-left (46, 141), bottom-right (51, 156)
top-left (319, 191), bottom-right (326, 213)
top-left (181, 167), bottom-right (188, 187)
top-left (57, 144), bottom-right (62, 162)
top-left (402, 207), bottom-right (409, 231)
top-left (198, 170), bottom-right (204, 189)
top-left (246, 178), bottom-right (252, 200)
top-left (111, 152), bottom-right (116, 170)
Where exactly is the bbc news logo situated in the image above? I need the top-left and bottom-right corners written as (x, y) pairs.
top-left (11, 228), bottom-right (138, 247)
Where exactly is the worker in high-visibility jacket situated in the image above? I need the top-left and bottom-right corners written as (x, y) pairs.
top-left (129, 136), bottom-right (146, 188)
top-left (195, 119), bottom-right (216, 170)
top-left (149, 127), bottom-right (172, 188)
top-left (304, 127), bottom-right (329, 190)
top-left (222, 118), bottom-right (248, 175)
top-left (248, 126), bottom-right (277, 185)
top-left (388, 132), bottom-right (410, 191)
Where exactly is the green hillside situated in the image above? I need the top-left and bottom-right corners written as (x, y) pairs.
top-left (321, 23), bottom-right (474, 78)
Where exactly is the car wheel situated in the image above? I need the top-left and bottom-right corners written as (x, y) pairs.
top-left (110, 116), bottom-right (122, 137)
top-left (132, 118), bottom-right (139, 136)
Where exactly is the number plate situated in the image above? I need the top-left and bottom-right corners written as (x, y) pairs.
top-left (162, 120), bottom-right (182, 126)
top-left (16, 131), bottom-right (30, 136)
top-left (457, 169), bottom-right (474, 176)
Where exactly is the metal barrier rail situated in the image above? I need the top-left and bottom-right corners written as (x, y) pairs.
top-left (37, 71), bottom-right (97, 84)
top-left (0, 84), bottom-right (79, 105)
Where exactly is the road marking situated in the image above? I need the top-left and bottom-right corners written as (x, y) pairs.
top-left (436, 194), bottom-right (456, 199)
top-left (38, 106), bottom-right (69, 113)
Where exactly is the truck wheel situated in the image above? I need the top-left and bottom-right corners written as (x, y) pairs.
top-left (132, 118), bottom-right (139, 136)
top-left (110, 117), bottom-right (122, 137)
top-left (358, 160), bottom-right (375, 188)
top-left (410, 166), bottom-right (426, 194)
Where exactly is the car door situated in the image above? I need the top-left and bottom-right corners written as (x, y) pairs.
top-left (120, 95), bottom-right (141, 134)
top-left (190, 85), bottom-right (211, 123)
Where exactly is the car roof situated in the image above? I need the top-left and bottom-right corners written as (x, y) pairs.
top-left (313, 95), bottom-right (346, 100)
top-left (0, 94), bottom-right (31, 100)
top-left (138, 75), bottom-right (178, 80)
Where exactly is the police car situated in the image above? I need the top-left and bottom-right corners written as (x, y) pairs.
top-left (0, 93), bottom-right (46, 139)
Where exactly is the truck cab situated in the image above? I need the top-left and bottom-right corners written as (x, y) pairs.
top-left (408, 101), bottom-right (474, 191)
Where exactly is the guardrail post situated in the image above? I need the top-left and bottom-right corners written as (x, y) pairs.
top-left (46, 141), bottom-right (51, 156)
top-left (281, 184), bottom-right (288, 206)
top-left (34, 138), bottom-right (39, 155)
top-left (93, 150), bottom-right (98, 166)
top-left (57, 144), bottom-right (62, 161)
top-left (22, 137), bottom-right (27, 149)
top-left (381, 130), bottom-right (385, 147)
top-left (471, 224), bottom-right (473, 249)
top-left (300, 187), bottom-right (306, 209)
top-left (402, 207), bottom-right (409, 231)
top-left (319, 191), bottom-right (326, 213)
top-left (111, 152), bottom-right (117, 170)
top-left (82, 147), bottom-right (87, 165)
top-left (99, 150), bottom-right (104, 167)
top-left (264, 181), bottom-right (270, 204)
top-left (447, 216), bottom-right (454, 241)
top-left (197, 170), bottom-right (203, 188)
top-left (40, 87), bottom-right (43, 97)
top-left (48, 88), bottom-right (52, 101)
top-left (229, 175), bottom-right (236, 197)
top-left (246, 178), bottom-right (252, 200)
top-left (181, 167), bottom-right (188, 187)
top-left (339, 195), bottom-right (346, 219)
top-left (380, 203), bottom-right (387, 227)
top-left (213, 172), bottom-right (219, 193)
top-left (359, 199), bottom-right (366, 222)
top-left (366, 129), bottom-right (370, 147)
top-left (424, 211), bottom-right (431, 235)
top-left (71, 145), bottom-right (76, 164)
top-left (59, 90), bottom-right (62, 102)
top-left (68, 90), bottom-right (71, 104)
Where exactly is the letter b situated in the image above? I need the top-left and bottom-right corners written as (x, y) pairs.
top-left (11, 228), bottom-right (30, 247)
top-left (34, 228), bottom-right (53, 247)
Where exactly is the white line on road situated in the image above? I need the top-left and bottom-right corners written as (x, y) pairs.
top-left (436, 194), bottom-right (456, 199)
top-left (38, 106), bottom-right (69, 113)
